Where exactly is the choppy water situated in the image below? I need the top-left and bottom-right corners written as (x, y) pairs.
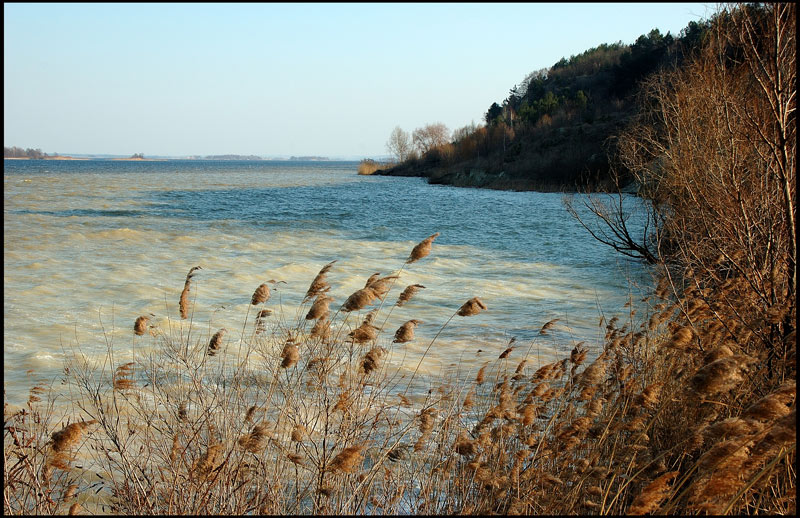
top-left (4, 159), bottom-right (651, 406)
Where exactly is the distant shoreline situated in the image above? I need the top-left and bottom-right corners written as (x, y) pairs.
top-left (5, 156), bottom-right (167, 161)
top-left (4, 156), bottom-right (89, 161)
top-left (110, 157), bottom-right (168, 161)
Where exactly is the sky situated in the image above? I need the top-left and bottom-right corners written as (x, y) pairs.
top-left (4, 3), bottom-right (713, 158)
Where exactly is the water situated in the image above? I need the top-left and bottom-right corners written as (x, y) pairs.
top-left (3, 159), bottom-right (651, 407)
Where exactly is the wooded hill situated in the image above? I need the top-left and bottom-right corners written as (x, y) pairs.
top-left (377, 19), bottom-right (712, 191)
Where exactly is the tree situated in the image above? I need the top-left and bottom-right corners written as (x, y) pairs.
top-left (385, 126), bottom-right (412, 162)
top-left (411, 123), bottom-right (450, 155)
top-left (484, 103), bottom-right (503, 125)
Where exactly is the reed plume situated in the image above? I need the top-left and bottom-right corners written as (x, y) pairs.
top-left (305, 294), bottom-right (332, 320)
top-left (539, 318), bottom-right (560, 335)
top-left (454, 431), bottom-right (477, 456)
top-left (690, 355), bottom-right (754, 396)
top-left (133, 315), bottom-right (150, 336)
top-left (578, 355), bottom-right (607, 389)
top-left (179, 266), bottom-right (201, 320)
top-left (635, 383), bottom-right (663, 410)
top-left (291, 425), bottom-right (306, 442)
top-left (476, 363), bottom-right (488, 384)
top-left (51, 420), bottom-right (97, 452)
top-left (741, 382), bottom-right (795, 422)
top-left (192, 442), bottom-right (223, 478)
top-left (113, 362), bottom-right (137, 390)
top-left (244, 405), bottom-right (259, 424)
top-left (251, 283), bottom-right (271, 305)
top-left (407, 232), bottom-right (440, 263)
top-left (349, 322), bottom-right (379, 344)
top-left (281, 340), bottom-right (300, 368)
top-left (414, 408), bottom-right (437, 452)
top-left (457, 297), bottom-right (487, 317)
top-left (304, 260), bottom-right (336, 302)
top-left (668, 325), bottom-right (694, 349)
top-left (396, 284), bottom-right (425, 307)
top-left (570, 344), bottom-right (588, 365)
top-left (342, 287), bottom-right (378, 312)
top-left (238, 423), bottom-right (269, 453)
top-left (364, 272), bottom-right (382, 288)
top-left (367, 275), bottom-right (400, 299)
top-left (62, 484), bottom-right (78, 502)
top-left (327, 444), bottom-right (366, 474)
top-left (207, 329), bottom-right (226, 356)
top-left (393, 320), bottom-right (421, 343)
top-left (361, 346), bottom-right (386, 374)
top-left (627, 471), bottom-right (680, 515)
top-left (309, 317), bottom-right (332, 341)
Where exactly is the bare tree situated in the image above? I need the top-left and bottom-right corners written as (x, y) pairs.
top-left (412, 123), bottom-right (450, 155)
top-left (563, 170), bottom-right (661, 264)
top-left (385, 126), bottom-right (412, 162)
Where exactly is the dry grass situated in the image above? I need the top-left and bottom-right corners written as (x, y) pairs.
top-left (357, 159), bottom-right (395, 176)
top-left (6, 220), bottom-right (791, 515)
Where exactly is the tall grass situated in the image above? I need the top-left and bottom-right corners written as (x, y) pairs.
top-left (4, 223), bottom-right (794, 515)
top-left (357, 159), bottom-right (395, 176)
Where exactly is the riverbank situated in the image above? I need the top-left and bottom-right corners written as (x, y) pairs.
top-left (374, 117), bottom-right (627, 192)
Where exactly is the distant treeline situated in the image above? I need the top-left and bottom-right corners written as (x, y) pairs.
top-left (378, 18), bottom-right (713, 190)
top-left (4, 146), bottom-right (50, 159)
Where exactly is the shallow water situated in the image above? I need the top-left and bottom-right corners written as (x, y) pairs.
top-left (4, 159), bottom-right (651, 406)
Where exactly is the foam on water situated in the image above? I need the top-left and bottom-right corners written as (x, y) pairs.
top-left (3, 159), bottom-right (652, 406)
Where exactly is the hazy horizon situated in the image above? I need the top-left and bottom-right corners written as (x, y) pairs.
top-left (4, 2), bottom-right (712, 158)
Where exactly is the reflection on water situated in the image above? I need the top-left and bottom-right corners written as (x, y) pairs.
top-left (4, 159), bottom-right (651, 406)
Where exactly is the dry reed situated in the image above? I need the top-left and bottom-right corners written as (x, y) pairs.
top-left (179, 266), bottom-right (201, 319)
top-left (306, 294), bottom-right (332, 320)
top-left (51, 420), bottom-right (97, 453)
top-left (393, 319), bottom-right (421, 343)
top-left (327, 444), bottom-right (366, 474)
top-left (407, 232), bottom-right (440, 263)
top-left (342, 287), bottom-right (378, 312)
top-left (396, 284), bottom-right (425, 306)
top-left (281, 341), bottom-right (300, 368)
top-left (207, 329), bottom-right (226, 356)
top-left (456, 297), bottom-right (487, 317)
top-left (361, 346), bottom-right (386, 374)
top-left (133, 315), bottom-right (149, 336)
top-left (251, 283), bottom-right (271, 305)
top-left (304, 261), bottom-right (336, 301)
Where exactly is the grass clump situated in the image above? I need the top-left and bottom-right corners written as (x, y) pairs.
top-left (357, 159), bottom-right (395, 176)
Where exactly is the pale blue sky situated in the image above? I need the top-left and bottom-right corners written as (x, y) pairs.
top-left (4, 3), bottom-right (712, 158)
